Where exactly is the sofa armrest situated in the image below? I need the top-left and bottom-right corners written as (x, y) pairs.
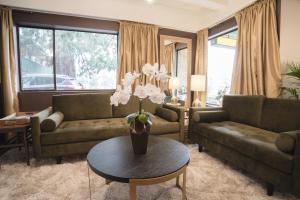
top-left (284, 130), bottom-right (300, 196)
top-left (162, 104), bottom-right (185, 142)
top-left (192, 110), bottom-right (229, 123)
top-left (30, 107), bottom-right (52, 157)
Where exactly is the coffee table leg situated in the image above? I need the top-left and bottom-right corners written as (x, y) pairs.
top-left (182, 167), bottom-right (187, 200)
top-left (129, 182), bottom-right (137, 200)
top-left (176, 176), bottom-right (180, 187)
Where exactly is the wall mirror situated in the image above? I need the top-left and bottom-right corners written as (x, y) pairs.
top-left (160, 35), bottom-right (192, 107)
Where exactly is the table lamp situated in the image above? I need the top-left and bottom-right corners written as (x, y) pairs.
top-left (168, 77), bottom-right (181, 105)
top-left (191, 75), bottom-right (206, 107)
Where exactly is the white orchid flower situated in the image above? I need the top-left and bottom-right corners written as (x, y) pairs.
top-left (142, 64), bottom-right (152, 76)
top-left (149, 92), bottom-right (166, 104)
top-left (156, 64), bottom-right (170, 82)
top-left (119, 89), bottom-right (131, 105)
top-left (111, 63), bottom-right (169, 107)
top-left (123, 72), bottom-right (140, 88)
top-left (144, 83), bottom-right (160, 97)
top-left (134, 85), bottom-right (148, 99)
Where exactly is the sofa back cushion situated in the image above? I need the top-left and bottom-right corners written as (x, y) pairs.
top-left (222, 95), bottom-right (265, 127)
top-left (141, 98), bottom-right (162, 114)
top-left (260, 98), bottom-right (300, 132)
top-left (53, 93), bottom-right (112, 121)
top-left (113, 96), bottom-right (140, 117)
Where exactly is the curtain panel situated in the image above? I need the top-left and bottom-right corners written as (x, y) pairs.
top-left (0, 7), bottom-right (19, 115)
top-left (194, 28), bottom-right (208, 107)
top-left (230, 0), bottom-right (281, 97)
top-left (163, 43), bottom-right (175, 75)
top-left (117, 21), bottom-right (159, 85)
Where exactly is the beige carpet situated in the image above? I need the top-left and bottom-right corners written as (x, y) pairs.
top-left (0, 145), bottom-right (298, 200)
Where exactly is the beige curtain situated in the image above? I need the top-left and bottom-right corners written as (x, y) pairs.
top-left (0, 7), bottom-right (19, 115)
top-left (230, 0), bottom-right (281, 97)
top-left (163, 43), bottom-right (175, 74)
top-left (117, 21), bottom-right (159, 85)
top-left (194, 28), bottom-right (208, 107)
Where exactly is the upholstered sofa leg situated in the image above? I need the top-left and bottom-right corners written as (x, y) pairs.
top-left (266, 182), bottom-right (274, 196)
top-left (198, 144), bottom-right (203, 152)
top-left (56, 157), bottom-right (62, 164)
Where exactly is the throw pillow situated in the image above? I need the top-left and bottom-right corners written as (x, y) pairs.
top-left (156, 107), bottom-right (178, 122)
top-left (41, 111), bottom-right (64, 132)
top-left (275, 133), bottom-right (296, 154)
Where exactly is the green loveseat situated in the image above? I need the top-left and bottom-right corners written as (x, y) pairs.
top-left (189, 95), bottom-right (300, 197)
top-left (31, 93), bottom-right (185, 162)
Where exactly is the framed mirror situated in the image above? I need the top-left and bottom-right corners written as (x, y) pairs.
top-left (159, 35), bottom-right (192, 107)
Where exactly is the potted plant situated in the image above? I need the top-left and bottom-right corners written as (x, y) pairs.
top-left (110, 63), bottom-right (169, 154)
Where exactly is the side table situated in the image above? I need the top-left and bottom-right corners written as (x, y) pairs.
top-left (0, 124), bottom-right (31, 165)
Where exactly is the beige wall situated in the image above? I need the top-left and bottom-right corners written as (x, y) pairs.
top-left (280, 0), bottom-right (300, 89)
top-left (280, 0), bottom-right (300, 65)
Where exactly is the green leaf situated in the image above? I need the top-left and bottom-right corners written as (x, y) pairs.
top-left (284, 62), bottom-right (300, 81)
top-left (282, 87), bottom-right (299, 99)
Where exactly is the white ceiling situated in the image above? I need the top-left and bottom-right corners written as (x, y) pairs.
top-left (0, 0), bottom-right (256, 32)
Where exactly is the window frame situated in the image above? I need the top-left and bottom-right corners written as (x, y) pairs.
top-left (206, 29), bottom-right (238, 107)
top-left (16, 25), bottom-right (118, 92)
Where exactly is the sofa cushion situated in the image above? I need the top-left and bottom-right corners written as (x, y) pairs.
top-left (113, 96), bottom-right (139, 118)
top-left (41, 116), bottom-right (179, 145)
top-left (222, 95), bottom-right (265, 127)
top-left (195, 121), bottom-right (293, 173)
top-left (150, 116), bottom-right (180, 133)
top-left (41, 111), bottom-right (64, 132)
top-left (275, 132), bottom-right (297, 154)
top-left (41, 118), bottom-right (129, 145)
top-left (53, 93), bottom-right (112, 121)
top-left (155, 107), bottom-right (178, 122)
top-left (260, 98), bottom-right (300, 132)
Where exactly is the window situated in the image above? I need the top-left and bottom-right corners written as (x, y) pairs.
top-left (18, 27), bottom-right (118, 90)
top-left (207, 30), bottom-right (237, 106)
top-left (176, 48), bottom-right (188, 101)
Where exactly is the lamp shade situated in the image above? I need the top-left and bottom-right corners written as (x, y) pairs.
top-left (169, 77), bottom-right (181, 89)
top-left (191, 75), bottom-right (206, 91)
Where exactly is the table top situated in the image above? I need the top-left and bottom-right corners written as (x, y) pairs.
top-left (87, 136), bottom-right (190, 183)
top-left (0, 124), bottom-right (30, 132)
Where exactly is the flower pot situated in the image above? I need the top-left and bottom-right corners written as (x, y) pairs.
top-left (130, 119), bottom-right (150, 154)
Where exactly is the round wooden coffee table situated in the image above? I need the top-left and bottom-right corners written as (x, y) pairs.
top-left (87, 136), bottom-right (189, 200)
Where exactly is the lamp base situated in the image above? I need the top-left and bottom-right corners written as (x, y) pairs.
top-left (192, 98), bottom-right (202, 107)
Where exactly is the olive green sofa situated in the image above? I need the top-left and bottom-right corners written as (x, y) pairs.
top-left (31, 93), bottom-right (185, 162)
top-left (189, 95), bottom-right (300, 197)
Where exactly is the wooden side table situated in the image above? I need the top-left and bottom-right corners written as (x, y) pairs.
top-left (0, 124), bottom-right (31, 165)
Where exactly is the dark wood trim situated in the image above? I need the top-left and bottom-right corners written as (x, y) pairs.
top-left (208, 17), bottom-right (237, 39)
top-left (276, 0), bottom-right (281, 42)
top-left (158, 28), bottom-right (197, 75)
top-left (12, 10), bottom-right (119, 33)
top-left (52, 29), bottom-right (57, 90)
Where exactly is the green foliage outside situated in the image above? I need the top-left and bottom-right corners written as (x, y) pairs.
top-left (19, 27), bottom-right (118, 89)
top-left (281, 63), bottom-right (300, 99)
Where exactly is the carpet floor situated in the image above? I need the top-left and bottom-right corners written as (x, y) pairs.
top-left (0, 145), bottom-right (298, 200)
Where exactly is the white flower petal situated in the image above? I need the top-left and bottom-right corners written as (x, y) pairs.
top-left (134, 85), bottom-right (148, 99)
